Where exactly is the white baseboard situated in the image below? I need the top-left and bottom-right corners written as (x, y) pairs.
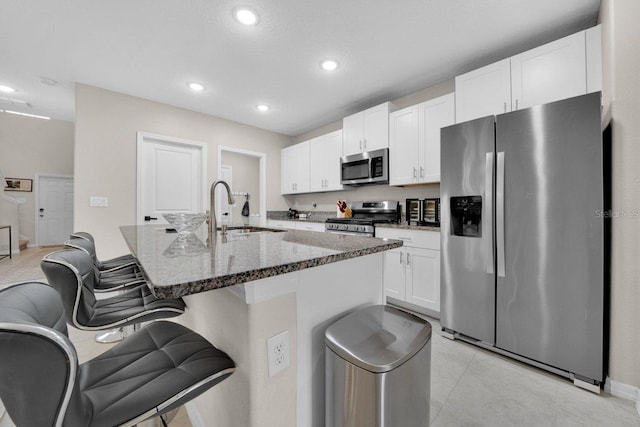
top-left (184, 401), bottom-right (205, 427)
top-left (605, 377), bottom-right (640, 416)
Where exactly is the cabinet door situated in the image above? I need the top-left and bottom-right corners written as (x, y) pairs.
top-left (281, 145), bottom-right (296, 194)
top-left (324, 130), bottom-right (344, 191)
top-left (455, 58), bottom-right (511, 123)
top-left (389, 105), bottom-right (419, 186)
top-left (362, 102), bottom-right (391, 152)
top-left (419, 93), bottom-right (455, 183)
top-left (309, 136), bottom-right (327, 192)
top-left (295, 141), bottom-right (310, 193)
top-left (406, 247), bottom-right (440, 312)
top-left (383, 247), bottom-right (406, 300)
top-left (342, 112), bottom-right (363, 156)
top-left (511, 31), bottom-right (586, 111)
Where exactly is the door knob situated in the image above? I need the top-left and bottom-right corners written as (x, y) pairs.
top-left (144, 215), bottom-right (158, 221)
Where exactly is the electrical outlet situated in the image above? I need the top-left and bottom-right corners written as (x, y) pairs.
top-left (267, 330), bottom-right (290, 378)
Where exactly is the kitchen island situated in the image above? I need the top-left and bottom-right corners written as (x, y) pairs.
top-left (120, 224), bottom-right (402, 427)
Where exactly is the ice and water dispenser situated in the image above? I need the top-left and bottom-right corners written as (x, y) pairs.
top-left (450, 196), bottom-right (482, 237)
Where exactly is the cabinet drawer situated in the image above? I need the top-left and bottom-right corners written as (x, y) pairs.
top-left (295, 222), bottom-right (325, 232)
top-left (266, 220), bottom-right (296, 229)
top-left (375, 228), bottom-right (440, 250)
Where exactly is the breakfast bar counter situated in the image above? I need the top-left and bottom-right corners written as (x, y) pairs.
top-left (120, 224), bottom-right (402, 298)
top-left (119, 224), bottom-right (402, 427)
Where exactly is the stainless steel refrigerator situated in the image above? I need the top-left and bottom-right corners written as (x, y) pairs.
top-left (440, 92), bottom-right (605, 389)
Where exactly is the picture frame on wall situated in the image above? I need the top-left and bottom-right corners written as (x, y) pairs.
top-left (4, 178), bottom-right (32, 192)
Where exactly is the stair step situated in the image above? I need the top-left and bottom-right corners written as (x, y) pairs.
top-left (19, 240), bottom-right (28, 251)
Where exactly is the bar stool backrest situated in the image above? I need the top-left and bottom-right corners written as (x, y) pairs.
top-left (41, 249), bottom-right (99, 329)
top-left (0, 282), bottom-right (88, 427)
top-left (70, 231), bottom-right (94, 243)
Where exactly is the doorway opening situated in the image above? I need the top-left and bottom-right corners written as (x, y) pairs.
top-left (217, 146), bottom-right (266, 226)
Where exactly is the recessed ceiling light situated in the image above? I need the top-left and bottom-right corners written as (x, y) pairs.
top-left (234, 8), bottom-right (258, 26)
top-left (256, 104), bottom-right (270, 112)
top-left (0, 85), bottom-right (16, 93)
top-left (187, 82), bottom-right (205, 92)
top-left (320, 60), bottom-right (339, 71)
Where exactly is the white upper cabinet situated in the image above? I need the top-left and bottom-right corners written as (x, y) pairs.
top-left (389, 105), bottom-right (419, 186)
top-left (343, 102), bottom-right (395, 156)
top-left (280, 141), bottom-right (310, 195)
top-left (455, 58), bottom-right (511, 123)
top-left (455, 26), bottom-right (602, 123)
top-left (309, 130), bottom-right (344, 192)
top-left (389, 93), bottom-right (455, 185)
top-left (511, 31), bottom-right (586, 111)
top-left (419, 93), bottom-right (455, 183)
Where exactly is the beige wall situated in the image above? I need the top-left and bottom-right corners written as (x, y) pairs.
top-left (221, 151), bottom-right (261, 223)
top-left (0, 113), bottom-right (74, 246)
top-left (74, 84), bottom-right (290, 258)
top-left (600, 0), bottom-right (640, 390)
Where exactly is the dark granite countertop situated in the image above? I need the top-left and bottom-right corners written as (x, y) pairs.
top-left (267, 211), bottom-right (334, 223)
top-left (120, 224), bottom-right (402, 299)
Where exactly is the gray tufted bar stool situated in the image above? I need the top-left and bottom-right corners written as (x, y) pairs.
top-left (41, 249), bottom-right (185, 333)
top-left (70, 231), bottom-right (138, 271)
top-left (0, 281), bottom-right (235, 426)
top-left (62, 238), bottom-right (150, 343)
top-left (64, 237), bottom-right (145, 293)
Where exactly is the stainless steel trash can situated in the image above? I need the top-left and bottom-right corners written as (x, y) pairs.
top-left (325, 304), bottom-right (432, 427)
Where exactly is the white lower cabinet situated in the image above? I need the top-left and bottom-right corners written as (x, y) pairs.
top-left (266, 219), bottom-right (325, 232)
top-left (294, 221), bottom-right (325, 232)
top-left (267, 219), bottom-right (296, 229)
top-left (376, 228), bottom-right (440, 313)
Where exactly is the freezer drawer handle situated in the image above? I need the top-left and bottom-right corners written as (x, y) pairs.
top-left (485, 152), bottom-right (494, 274)
top-left (496, 151), bottom-right (506, 277)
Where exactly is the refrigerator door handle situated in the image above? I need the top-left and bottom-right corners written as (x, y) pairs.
top-left (496, 151), bottom-right (506, 277)
top-left (485, 152), bottom-right (494, 274)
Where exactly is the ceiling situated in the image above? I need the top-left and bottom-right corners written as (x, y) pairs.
top-left (0, 0), bottom-right (600, 136)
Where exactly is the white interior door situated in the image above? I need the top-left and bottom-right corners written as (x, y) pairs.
top-left (217, 165), bottom-right (232, 224)
top-left (137, 133), bottom-right (207, 225)
top-left (37, 176), bottom-right (73, 245)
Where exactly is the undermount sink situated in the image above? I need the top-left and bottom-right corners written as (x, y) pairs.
top-left (218, 226), bottom-right (286, 235)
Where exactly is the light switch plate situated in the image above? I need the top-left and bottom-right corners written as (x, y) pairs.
top-left (89, 196), bottom-right (108, 207)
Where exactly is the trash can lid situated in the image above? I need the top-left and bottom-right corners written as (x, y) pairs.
top-left (325, 305), bottom-right (432, 373)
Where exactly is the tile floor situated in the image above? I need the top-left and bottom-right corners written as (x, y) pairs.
top-left (1, 247), bottom-right (639, 426)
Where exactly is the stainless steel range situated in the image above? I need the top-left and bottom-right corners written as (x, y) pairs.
top-left (325, 201), bottom-right (400, 237)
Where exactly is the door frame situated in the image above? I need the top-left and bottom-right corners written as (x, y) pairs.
top-left (217, 145), bottom-right (267, 226)
top-left (34, 173), bottom-right (74, 246)
top-left (136, 132), bottom-right (208, 224)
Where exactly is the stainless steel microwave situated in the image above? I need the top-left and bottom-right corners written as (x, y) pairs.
top-left (340, 148), bottom-right (389, 185)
